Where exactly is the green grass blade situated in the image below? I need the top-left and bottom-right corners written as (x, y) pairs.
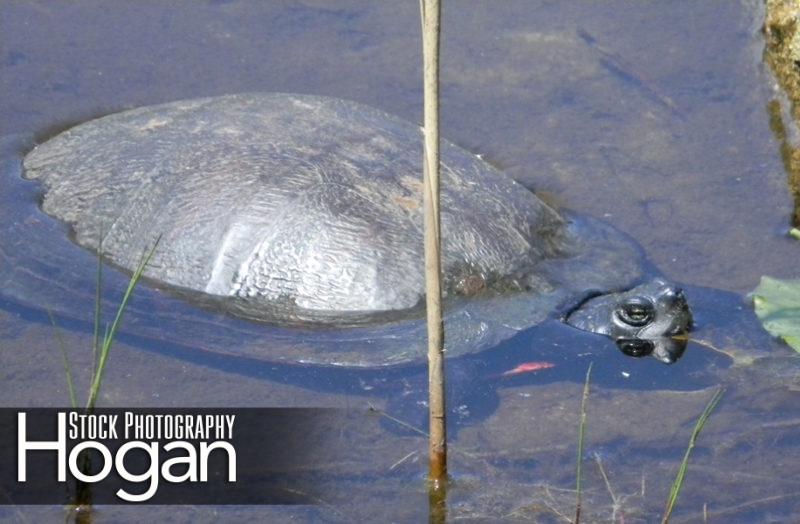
top-left (574, 362), bottom-right (593, 524)
top-left (46, 310), bottom-right (78, 409)
top-left (86, 237), bottom-right (159, 410)
top-left (92, 227), bottom-right (105, 375)
top-left (661, 387), bottom-right (724, 524)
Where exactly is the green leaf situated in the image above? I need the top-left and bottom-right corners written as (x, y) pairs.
top-left (752, 276), bottom-right (800, 352)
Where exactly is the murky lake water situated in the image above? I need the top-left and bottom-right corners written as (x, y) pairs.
top-left (2, 1), bottom-right (800, 521)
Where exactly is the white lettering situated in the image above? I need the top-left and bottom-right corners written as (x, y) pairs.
top-left (18, 412), bottom-right (67, 481)
top-left (224, 415), bottom-right (235, 439)
top-left (69, 441), bottom-right (113, 483)
top-left (115, 441), bottom-right (159, 502)
top-left (18, 411), bottom-right (240, 502)
top-left (161, 441), bottom-right (198, 483)
top-left (199, 441), bottom-right (236, 482)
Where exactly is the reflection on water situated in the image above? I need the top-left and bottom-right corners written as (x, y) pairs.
top-left (1, 0), bottom-right (800, 521)
top-left (765, 0), bottom-right (800, 226)
top-left (767, 95), bottom-right (800, 227)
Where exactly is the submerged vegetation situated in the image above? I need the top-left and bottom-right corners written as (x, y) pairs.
top-left (573, 363), bottom-right (592, 523)
top-left (572, 364), bottom-right (723, 523)
top-left (661, 388), bottom-right (724, 524)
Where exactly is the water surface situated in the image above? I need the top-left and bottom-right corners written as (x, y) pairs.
top-left (2, 1), bottom-right (799, 521)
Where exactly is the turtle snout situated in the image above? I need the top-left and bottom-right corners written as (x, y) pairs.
top-left (659, 286), bottom-right (693, 334)
top-left (661, 286), bottom-right (687, 306)
top-left (657, 282), bottom-right (681, 297)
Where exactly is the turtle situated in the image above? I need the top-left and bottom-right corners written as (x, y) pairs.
top-left (2, 93), bottom-right (692, 369)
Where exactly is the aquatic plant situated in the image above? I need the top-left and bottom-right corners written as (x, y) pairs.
top-left (752, 275), bottom-right (800, 352)
top-left (571, 367), bottom-right (723, 522)
top-left (574, 363), bottom-right (593, 524)
top-left (662, 388), bottom-right (724, 523)
top-left (52, 238), bottom-right (159, 409)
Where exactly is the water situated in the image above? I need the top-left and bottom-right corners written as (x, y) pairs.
top-left (2, 1), bottom-right (800, 521)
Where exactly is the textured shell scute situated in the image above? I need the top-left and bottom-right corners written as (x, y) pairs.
top-left (19, 93), bottom-right (644, 365)
top-left (23, 93), bottom-right (568, 319)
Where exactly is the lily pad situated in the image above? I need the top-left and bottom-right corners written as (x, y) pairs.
top-left (752, 276), bottom-right (800, 352)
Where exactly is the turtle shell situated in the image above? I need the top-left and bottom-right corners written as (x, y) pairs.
top-left (2, 94), bottom-right (645, 366)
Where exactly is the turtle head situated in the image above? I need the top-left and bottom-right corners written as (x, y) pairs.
top-left (565, 278), bottom-right (693, 363)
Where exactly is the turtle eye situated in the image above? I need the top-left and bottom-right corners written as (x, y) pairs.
top-left (616, 299), bottom-right (654, 327)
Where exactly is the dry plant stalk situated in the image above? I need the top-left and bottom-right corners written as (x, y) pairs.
top-left (420, 0), bottom-right (447, 488)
